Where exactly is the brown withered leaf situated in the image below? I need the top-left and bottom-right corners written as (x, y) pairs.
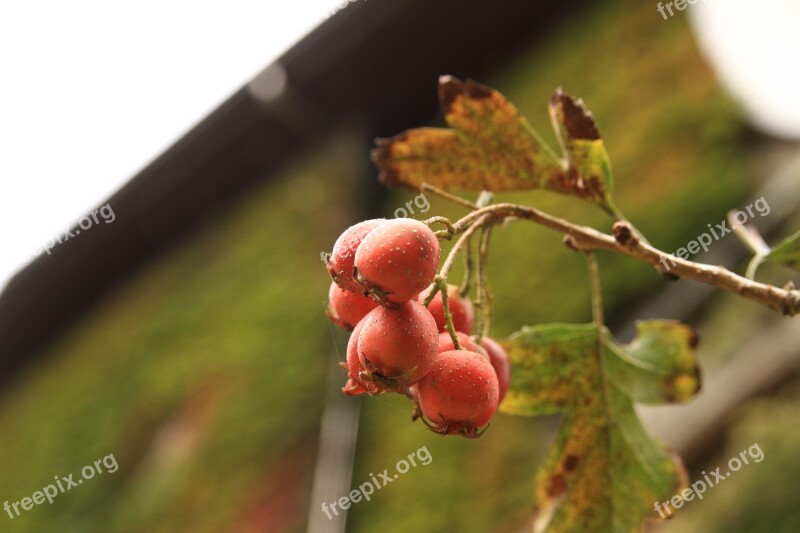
top-left (548, 89), bottom-right (614, 207)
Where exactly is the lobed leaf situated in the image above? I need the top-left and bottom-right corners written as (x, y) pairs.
top-left (500, 323), bottom-right (598, 417)
top-left (500, 320), bottom-right (700, 532)
top-left (372, 77), bottom-right (615, 210)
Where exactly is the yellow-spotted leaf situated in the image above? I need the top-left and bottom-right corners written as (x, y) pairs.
top-left (500, 323), bottom-right (598, 417)
top-left (499, 320), bottom-right (701, 532)
top-left (373, 77), bottom-right (618, 209)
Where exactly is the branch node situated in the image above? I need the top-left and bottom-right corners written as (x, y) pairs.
top-left (563, 234), bottom-right (580, 252)
top-left (782, 288), bottom-right (800, 317)
top-left (660, 271), bottom-right (680, 282)
top-left (612, 221), bottom-right (638, 247)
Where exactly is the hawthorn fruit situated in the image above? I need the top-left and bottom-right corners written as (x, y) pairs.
top-left (354, 219), bottom-right (440, 305)
top-left (327, 281), bottom-right (378, 330)
top-left (357, 300), bottom-right (439, 392)
top-left (416, 349), bottom-right (500, 437)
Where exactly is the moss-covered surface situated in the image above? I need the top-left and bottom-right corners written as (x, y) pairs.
top-left (0, 133), bottom-right (365, 532)
top-left (0, 0), bottom-right (780, 531)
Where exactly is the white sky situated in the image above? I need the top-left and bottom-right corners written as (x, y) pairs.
top-left (0, 0), bottom-right (348, 291)
top-left (689, 0), bottom-right (800, 138)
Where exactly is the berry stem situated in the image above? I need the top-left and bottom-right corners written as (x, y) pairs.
top-left (422, 284), bottom-right (441, 308)
top-left (458, 236), bottom-right (474, 297)
top-left (440, 215), bottom-right (489, 279)
top-left (438, 215), bottom-right (491, 348)
top-left (436, 276), bottom-right (463, 350)
top-left (474, 224), bottom-right (493, 344)
top-left (456, 187), bottom-right (493, 299)
top-left (423, 216), bottom-right (456, 240)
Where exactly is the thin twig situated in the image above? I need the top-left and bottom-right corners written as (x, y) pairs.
top-left (459, 237), bottom-right (474, 297)
top-left (437, 215), bottom-right (491, 348)
top-left (440, 215), bottom-right (489, 279)
top-left (421, 183), bottom-right (480, 210)
top-left (423, 216), bottom-right (456, 240)
top-left (436, 277), bottom-right (462, 350)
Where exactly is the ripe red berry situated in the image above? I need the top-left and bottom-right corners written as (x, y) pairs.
top-left (416, 349), bottom-right (499, 437)
top-left (357, 300), bottom-right (439, 392)
top-left (419, 284), bottom-right (474, 333)
top-left (342, 318), bottom-right (376, 396)
top-left (480, 337), bottom-right (511, 403)
top-left (327, 282), bottom-right (378, 330)
top-left (324, 219), bottom-right (385, 293)
top-left (437, 331), bottom-right (487, 358)
top-left (354, 219), bottom-right (440, 305)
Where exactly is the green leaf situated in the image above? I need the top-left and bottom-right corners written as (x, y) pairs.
top-left (499, 320), bottom-right (701, 532)
top-left (604, 320), bottom-right (700, 404)
top-left (501, 323), bottom-right (598, 417)
top-left (765, 230), bottom-right (800, 270)
top-left (372, 77), bottom-right (615, 210)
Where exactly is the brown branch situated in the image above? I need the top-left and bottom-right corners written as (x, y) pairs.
top-left (451, 203), bottom-right (800, 317)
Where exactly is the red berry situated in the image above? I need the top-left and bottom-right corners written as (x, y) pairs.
top-left (416, 349), bottom-right (499, 437)
top-left (354, 219), bottom-right (440, 305)
top-left (324, 219), bottom-right (385, 293)
top-left (419, 284), bottom-right (474, 333)
top-left (327, 282), bottom-right (378, 330)
top-left (437, 331), bottom-right (487, 358)
top-left (480, 337), bottom-right (511, 403)
top-left (342, 318), bottom-right (376, 396)
top-left (357, 300), bottom-right (439, 392)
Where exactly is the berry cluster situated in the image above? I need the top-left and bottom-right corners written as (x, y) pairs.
top-left (323, 218), bottom-right (511, 437)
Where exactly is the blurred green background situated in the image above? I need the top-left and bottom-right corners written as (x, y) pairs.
top-left (1, 0), bottom-right (798, 531)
